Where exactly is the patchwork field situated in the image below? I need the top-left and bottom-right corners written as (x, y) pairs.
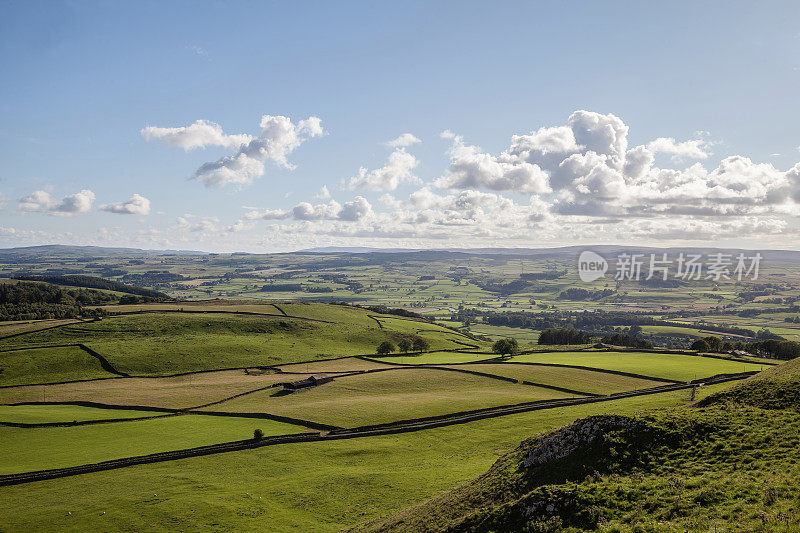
top-left (0, 299), bottom-right (789, 532)
top-left (0, 369), bottom-right (300, 408)
top-left (197, 367), bottom-right (573, 427)
top-left (0, 388), bottom-right (702, 531)
top-left (0, 305), bottom-right (483, 379)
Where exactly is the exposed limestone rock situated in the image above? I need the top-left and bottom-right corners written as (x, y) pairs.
top-left (523, 415), bottom-right (638, 468)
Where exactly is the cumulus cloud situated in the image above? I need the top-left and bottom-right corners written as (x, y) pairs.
top-left (348, 148), bottom-right (419, 191)
top-left (18, 189), bottom-right (95, 216)
top-left (141, 120), bottom-right (252, 151)
top-left (246, 196), bottom-right (373, 223)
top-left (176, 215), bottom-right (218, 232)
top-left (144, 115), bottom-right (324, 187)
top-left (647, 137), bottom-right (710, 160)
top-left (386, 133), bottom-right (421, 148)
top-left (435, 133), bottom-right (551, 193)
top-left (100, 194), bottom-right (151, 215)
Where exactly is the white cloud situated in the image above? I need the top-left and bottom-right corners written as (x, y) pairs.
top-left (567, 110), bottom-right (628, 163)
top-left (647, 137), bottom-right (710, 160)
top-left (435, 133), bottom-right (551, 193)
top-left (144, 115), bottom-right (324, 187)
top-left (193, 115), bottom-right (323, 187)
top-left (386, 133), bottom-right (421, 148)
top-left (176, 215), bottom-right (218, 232)
top-left (100, 194), bottom-right (151, 215)
top-left (141, 120), bottom-right (252, 151)
top-left (339, 196), bottom-right (373, 221)
top-left (315, 185), bottom-right (331, 200)
top-left (348, 148), bottom-right (419, 191)
top-left (18, 189), bottom-right (95, 216)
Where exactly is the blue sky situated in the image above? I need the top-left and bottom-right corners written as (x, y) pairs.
top-left (1, 1), bottom-right (799, 252)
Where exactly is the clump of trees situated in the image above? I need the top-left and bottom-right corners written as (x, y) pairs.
top-left (0, 281), bottom-right (114, 321)
top-left (538, 328), bottom-right (592, 345)
top-left (14, 274), bottom-right (169, 299)
top-left (691, 334), bottom-right (800, 360)
top-left (492, 338), bottom-right (519, 356)
top-left (558, 288), bottom-right (615, 301)
top-left (396, 336), bottom-right (430, 353)
top-left (600, 333), bottom-right (653, 349)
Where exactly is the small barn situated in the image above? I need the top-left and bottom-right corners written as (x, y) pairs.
top-left (283, 374), bottom-right (334, 391)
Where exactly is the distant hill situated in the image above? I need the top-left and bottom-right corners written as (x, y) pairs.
top-left (303, 245), bottom-right (800, 262)
top-left (0, 245), bottom-right (207, 259)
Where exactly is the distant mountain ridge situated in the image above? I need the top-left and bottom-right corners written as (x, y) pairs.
top-left (1, 244), bottom-right (799, 263)
top-left (0, 245), bottom-right (207, 258)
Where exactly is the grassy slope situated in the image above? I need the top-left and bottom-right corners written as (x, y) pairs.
top-left (510, 351), bottom-right (768, 382)
top-left (197, 368), bottom-right (572, 427)
top-left (361, 360), bottom-right (800, 533)
top-left (0, 345), bottom-right (117, 386)
top-left (0, 304), bottom-right (483, 380)
top-left (0, 389), bottom-right (698, 532)
top-left (696, 356), bottom-right (800, 410)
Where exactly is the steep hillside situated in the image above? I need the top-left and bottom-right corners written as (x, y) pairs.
top-left (695, 356), bottom-right (800, 410)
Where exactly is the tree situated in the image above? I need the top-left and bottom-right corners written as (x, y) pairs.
top-left (702, 335), bottom-right (722, 352)
top-left (492, 338), bottom-right (519, 356)
top-left (376, 341), bottom-right (396, 355)
top-left (411, 337), bottom-right (430, 352)
top-left (691, 338), bottom-right (710, 352)
top-left (397, 338), bottom-right (413, 353)
top-left (253, 428), bottom-right (264, 441)
top-left (629, 324), bottom-right (642, 337)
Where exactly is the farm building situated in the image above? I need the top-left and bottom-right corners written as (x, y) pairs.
top-left (283, 375), bottom-right (334, 391)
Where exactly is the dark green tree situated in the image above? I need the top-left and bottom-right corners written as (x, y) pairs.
top-left (492, 338), bottom-right (519, 356)
top-left (691, 338), bottom-right (710, 352)
top-left (376, 341), bottom-right (396, 355)
top-left (397, 338), bottom-right (413, 353)
top-left (411, 337), bottom-right (430, 352)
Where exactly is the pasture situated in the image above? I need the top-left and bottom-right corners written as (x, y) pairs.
top-left (509, 350), bottom-right (768, 382)
top-left (197, 367), bottom-right (575, 427)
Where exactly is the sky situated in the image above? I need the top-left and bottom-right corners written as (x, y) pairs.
top-left (0, 0), bottom-right (799, 253)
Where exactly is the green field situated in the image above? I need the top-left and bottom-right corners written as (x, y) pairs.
top-left (509, 351), bottom-right (768, 381)
top-left (444, 363), bottom-right (666, 395)
top-left (198, 368), bottom-right (573, 427)
top-left (0, 345), bottom-right (117, 386)
top-left (0, 414), bottom-right (309, 475)
top-left (0, 404), bottom-right (165, 424)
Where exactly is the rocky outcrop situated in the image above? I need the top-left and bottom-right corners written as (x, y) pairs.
top-left (523, 415), bottom-right (639, 468)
